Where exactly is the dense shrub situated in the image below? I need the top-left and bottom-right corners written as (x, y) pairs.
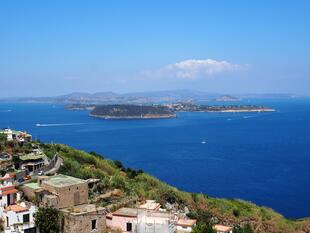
top-left (233, 224), bottom-right (254, 233)
top-left (192, 223), bottom-right (216, 233)
top-left (233, 209), bottom-right (240, 217)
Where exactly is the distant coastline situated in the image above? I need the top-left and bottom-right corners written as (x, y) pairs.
top-left (65, 104), bottom-right (95, 111)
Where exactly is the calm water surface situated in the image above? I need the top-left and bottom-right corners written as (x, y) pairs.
top-left (0, 99), bottom-right (309, 218)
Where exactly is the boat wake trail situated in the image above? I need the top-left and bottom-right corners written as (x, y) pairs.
top-left (0, 110), bottom-right (12, 113)
top-left (35, 123), bottom-right (87, 127)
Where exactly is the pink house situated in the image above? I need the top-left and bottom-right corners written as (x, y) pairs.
top-left (106, 208), bottom-right (138, 232)
top-left (106, 207), bottom-right (179, 233)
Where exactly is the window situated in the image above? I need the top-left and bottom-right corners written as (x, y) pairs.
top-left (91, 219), bottom-right (97, 230)
top-left (126, 222), bottom-right (132, 232)
top-left (23, 214), bottom-right (30, 223)
top-left (24, 227), bottom-right (36, 233)
top-left (74, 192), bottom-right (80, 205)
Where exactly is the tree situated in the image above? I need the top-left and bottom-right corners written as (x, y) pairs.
top-left (0, 133), bottom-right (7, 142)
top-left (192, 223), bottom-right (216, 233)
top-left (233, 208), bottom-right (240, 217)
top-left (187, 209), bottom-right (211, 223)
top-left (114, 160), bottom-right (125, 170)
top-left (34, 207), bottom-right (62, 233)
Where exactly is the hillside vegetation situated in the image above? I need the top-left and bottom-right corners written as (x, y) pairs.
top-left (39, 143), bottom-right (310, 233)
top-left (90, 104), bottom-right (175, 119)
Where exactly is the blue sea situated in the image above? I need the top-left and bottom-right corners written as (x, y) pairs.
top-left (0, 99), bottom-right (309, 218)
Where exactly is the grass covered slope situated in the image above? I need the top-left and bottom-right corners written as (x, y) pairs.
top-left (41, 143), bottom-right (310, 233)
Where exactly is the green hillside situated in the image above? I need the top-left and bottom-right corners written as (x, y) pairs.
top-left (38, 143), bottom-right (310, 233)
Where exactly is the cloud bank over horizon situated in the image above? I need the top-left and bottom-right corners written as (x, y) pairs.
top-left (143, 59), bottom-right (249, 80)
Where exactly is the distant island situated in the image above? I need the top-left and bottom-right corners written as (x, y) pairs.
top-left (214, 95), bottom-right (241, 102)
top-left (90, 104), bottom-right (176, 119)
top-left (68, 103), bottom-right (277, 120)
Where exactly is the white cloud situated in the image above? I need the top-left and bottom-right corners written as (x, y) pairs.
top-left (143, 59), bottom-right (249, 80)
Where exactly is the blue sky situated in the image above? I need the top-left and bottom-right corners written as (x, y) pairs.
top-left (0, 0), bottom-right (309, 97)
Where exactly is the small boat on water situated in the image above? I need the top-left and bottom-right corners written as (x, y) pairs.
top-left (36, 124), bottom-right (43, 127)
top-left (201, 139), bottom-right (207, 144)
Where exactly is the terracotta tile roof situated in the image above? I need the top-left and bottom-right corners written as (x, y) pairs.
top-left (1, 188), bottom-right (18, 196)
top-left (0, 174), bottom-right (14, 180)
top-left (176, 219), bottom-right (197, 227)
top-left (0, 185), bottom-right (16, 191)
top-left (213, 224), bottom-right (233, 232)
top-left (4, 204), bottom-right (29, 213)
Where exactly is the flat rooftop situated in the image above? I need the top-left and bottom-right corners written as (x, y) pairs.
top-left (113, 208), bottom-right (138, 217)
top-left (177, 219), bottom-right (197, 227)
top-left (43, 174), bottom-right (86, 187)
top-left (61, 204), bottom-right (106, 216)
top-left (19, 153), bottom-right (44, 161)
top-left (23, 182), bottom-right (41, 190)
top-left (113, 208), bottom-right (171, 219)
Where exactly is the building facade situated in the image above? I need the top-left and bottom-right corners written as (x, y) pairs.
top-left (107, 207), bottom-right (178, 233)
top-left (2, 202), bottom-right (36, 233)
top-left (40, 174), bottom-right (89, 208)
top-left (61, 204), bottom-right (107, 233)
top-left (0, 183), bottom-right (19, 207)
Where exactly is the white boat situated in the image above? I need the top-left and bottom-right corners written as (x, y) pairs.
top-left (35, 124), bottom-right (43, 127)
top-left (201, 140), bottom-right (207, 144)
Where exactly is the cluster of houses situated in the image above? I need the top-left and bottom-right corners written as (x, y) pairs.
top-left (0, 147), bottom-right (49, 177)
top-left (106, 201), bottom-right (232, 233)
top-left (106, 200), bottom-right (194, 233)
top-left (0, 172), bottom-right (37, 232)
top-left (0, 129), bottom-right (32, 143)
top-left (0, 128), bottom-right (234, 233)
top-left (0, 171), bottom-right (233, 233)
top-left (0, 129), bottom-right (52, 177)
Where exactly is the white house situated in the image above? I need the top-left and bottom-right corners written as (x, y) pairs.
top-left (0, 128), bottom-right (32, 142)
top-left (2, 202), bottom-right (37, 233)
top-left (176, 219), bottom-right (197, 232)
top-left (0, 182), bottom-right (19, 207)
top-left (0, 129), bottom-right (13, 141)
